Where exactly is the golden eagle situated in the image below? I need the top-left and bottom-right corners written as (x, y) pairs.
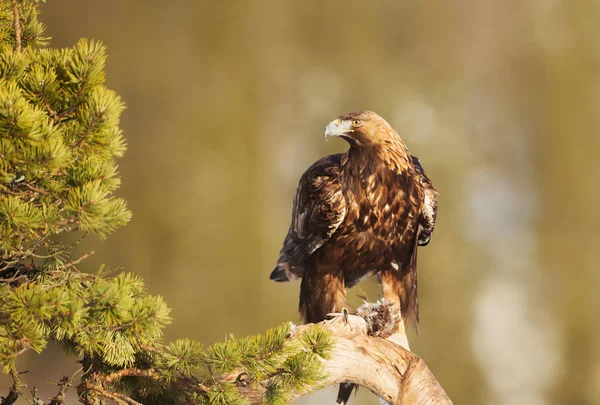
top-left (270, 110), bottom-right (438, 404)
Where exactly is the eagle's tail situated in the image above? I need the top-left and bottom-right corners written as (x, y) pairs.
top-left (269, 263), bottom-right (290, 282)
top-left (399, 235), bottom-right (420, 327)
top-left (336, 383), bottom-right (357, 405)
top-left (270, 251), bottom-right (299, 282)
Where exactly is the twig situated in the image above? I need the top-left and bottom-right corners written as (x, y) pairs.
top-left (30, 387), bottom-right (42, 405)
top-left (80, 384), bottom-right (143, 405)
top-left (140, 344), bottom-right (163, 355)
top-left (69, 232), bottom-right (89, 248)
top-left (64, 251), bottom-right (95, 269)
top-left (0, 233), bottom-right (55, 272)
top-left (0, 260), bottom-right (19, 273)
top-left (23, 183), bottom-right (49, 195)
top-left (0, 346), bottom-right (29, 360)
top-left (1, 369), bottom-right (25, 405)
top-left (41, 99), bottom-right (59, 121)
top-left (1, 188), bottom-right (28, 197)
top-left (54, 105), bottom-right (79, 122)
top-left (47, 376), bottom-right (70, 405)
top-left (0, 271), bottom-right (25, 284)
top-left (103, 368), bottom-right (158, 384)
top-left (197, 383), bottom-right (211, 394)
top-left (12, 0), bottom-right (21, 52)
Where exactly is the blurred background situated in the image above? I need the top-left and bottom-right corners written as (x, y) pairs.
top-left (2, 1), bottom-right (599, 404)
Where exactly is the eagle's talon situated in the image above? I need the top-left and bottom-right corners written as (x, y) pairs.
top-left (342, 307), bottom-right (349, 325)
top-left (326, 308), bottom-right (351, 326)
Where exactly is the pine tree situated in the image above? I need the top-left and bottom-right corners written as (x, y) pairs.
top-left (0, 2), bottom-right (331, 404)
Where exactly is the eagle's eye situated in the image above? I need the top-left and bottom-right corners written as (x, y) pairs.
top-left (351, 120), bottom-right (362, 127)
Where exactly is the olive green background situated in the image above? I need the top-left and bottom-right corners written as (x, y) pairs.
top-left (2, 1), bottom-right (599, 404)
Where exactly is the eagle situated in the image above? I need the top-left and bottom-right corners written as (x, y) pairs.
top-left (270, 110), bottom-right (438, 404)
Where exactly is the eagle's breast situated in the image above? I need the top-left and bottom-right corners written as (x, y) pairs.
top-left (320, 160), bottom-right (421, 287)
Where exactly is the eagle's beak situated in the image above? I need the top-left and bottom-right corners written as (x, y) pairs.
top-left (324, 119), bottom-right (353, 140)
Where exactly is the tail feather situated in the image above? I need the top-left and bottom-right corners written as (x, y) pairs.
top-left (337, 383), bottom-right (357, 405)
top-left (269, 263), bottom-right (291, 282)
top-left (380, 235), bottom-right (420, 331)
top-left (399, 234), bottom-right (420, 328)
top-left (270, 250), bottom-right (300, 282)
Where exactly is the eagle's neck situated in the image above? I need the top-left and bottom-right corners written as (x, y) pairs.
top-left (341, 140), bottom-right (412, 179)
top-left (339, 143), bottom-right (414, 212)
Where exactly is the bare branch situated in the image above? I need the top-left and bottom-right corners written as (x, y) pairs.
top-left (1, 369), bottom-right (25, 405)
top-left (103, 368), bottom-right (158, 384)
top-left (23, 183), bottom-right (49, 195)
top-left (79, 384), bottom-right (143, 405)
top-left (48, 376), bottom-right (71, 405)
top-left (69, 232), bottom-right (89, 248)
top-left (235, 313), bottom-right (452, 405)
top-left (64, 251), bottom-right (95, 269)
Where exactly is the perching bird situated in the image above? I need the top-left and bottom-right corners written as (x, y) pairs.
top-left (270, 110), bottom-right (438, 404)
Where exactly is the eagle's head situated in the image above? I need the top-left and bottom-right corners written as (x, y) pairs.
top-left (324, 110), bottom-right (411, 170)
top-left (324, 110), bottom-right (401, 149)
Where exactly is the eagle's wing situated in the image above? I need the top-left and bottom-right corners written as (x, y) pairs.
top-left (385, 156), bottom-right (436, 327)
top-left (270, 154), bottom-right (346, 282)
top-left (411, 155), bottom-right (438, 246)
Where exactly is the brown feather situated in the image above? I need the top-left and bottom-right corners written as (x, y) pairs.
top-left (299, 257), bottom-right (346, 323)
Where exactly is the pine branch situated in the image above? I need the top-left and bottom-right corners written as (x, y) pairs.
top-left (73, 108), bottom-right (104, 149)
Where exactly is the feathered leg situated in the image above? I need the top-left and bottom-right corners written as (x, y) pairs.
top-left (299, 262), bottom-right (346, 324)
top-left (337, 269), bottom-right (411, 405)
top-left (299, 261), bottom-right (355, 404)
top-left (380, 234), bottom-right (420, 330)
top-left (380, 269), bottom-right (409, 339)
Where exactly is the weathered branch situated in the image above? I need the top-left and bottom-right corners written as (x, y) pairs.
top-left (48, 376), bottom-right (71, 405)
top-left (78, 384), bottom-right (142, 405)
top-left (314, 318), bottom-right (450, 404)
top-left (236, 309), bottom-right (452, 405)
top-left (63, 250), bottom-right (95, 269)
top-left (1, 369), bottom-right (24, 405)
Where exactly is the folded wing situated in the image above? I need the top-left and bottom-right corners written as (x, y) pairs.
top-left (270, 154), bottom-right (347, 282)
top-left (411, 155), bottom-right (438, 246)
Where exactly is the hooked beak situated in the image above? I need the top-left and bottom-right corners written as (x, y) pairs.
top-left (324, 119), bottom-right (353, 140)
